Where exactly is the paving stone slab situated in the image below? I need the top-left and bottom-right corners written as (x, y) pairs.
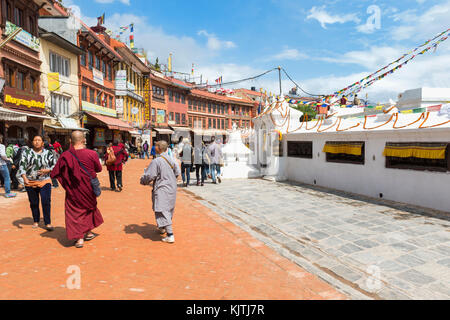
top-left (396, 269), bottom-right (436, 286)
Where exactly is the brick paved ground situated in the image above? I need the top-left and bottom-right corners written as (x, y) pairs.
top-left (189, 178), bottom-right (450, 300)
top-left (0, 159), bottom-right (346, 300)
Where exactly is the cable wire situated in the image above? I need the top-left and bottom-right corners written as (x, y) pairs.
top-left (281, 68), bottom-right (323, 97)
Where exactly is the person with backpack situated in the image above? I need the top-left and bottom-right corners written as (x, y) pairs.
top-left (104, 140), bottom-right (128, 192)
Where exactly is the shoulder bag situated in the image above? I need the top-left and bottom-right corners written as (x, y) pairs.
top-left (70, 151), bottom-right (101, 197)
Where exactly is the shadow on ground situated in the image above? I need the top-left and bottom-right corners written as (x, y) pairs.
top-left (40, 227), bottom-right (74, 247)
top-left (12, 217), bottom-right (34, 229)
top-left (123, 223), bottom-right (162, 241)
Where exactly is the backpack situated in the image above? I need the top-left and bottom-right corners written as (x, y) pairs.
top-left (105, 147), bottom-right (116, 166)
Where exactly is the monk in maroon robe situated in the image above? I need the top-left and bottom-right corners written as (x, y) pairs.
top-left (51, 131), bottom-right (104, 248)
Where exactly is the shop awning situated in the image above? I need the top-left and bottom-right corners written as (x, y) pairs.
top-left (170, 126), bottom-right (191, 132)
top-left (0, 107), bottom-right (53, 122)
top-left (154, 128), bottom-right (174, 135)
top-left (85, 112), bottom-right (133, 132)
top-left (383, 143), bottom-right (447, 159)
top-left (323, 142), bottom-right (364, 156)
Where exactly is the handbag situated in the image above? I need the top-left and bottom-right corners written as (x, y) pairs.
top-left (70, 151), bottom-right (101, 197)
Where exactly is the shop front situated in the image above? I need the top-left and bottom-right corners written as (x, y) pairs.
top-left (0, 87), bottom-right (50, 145)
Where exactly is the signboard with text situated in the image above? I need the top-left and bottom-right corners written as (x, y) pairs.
top-left (144, 77), bottom-right (150, 121)
top-left (5, 21), bottom-right (40, 51)
top-left (3, 87), bottom-right (45, 113)
top-left (93, 68), bottom-right (104, 86)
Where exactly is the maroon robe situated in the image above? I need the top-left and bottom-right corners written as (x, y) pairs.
top-left (104, 144), bottom-right (128, 171)
top-left (51, 146), bottom-right (104, 240)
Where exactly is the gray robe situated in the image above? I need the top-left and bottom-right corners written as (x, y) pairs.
top-left (207, 142), bottom-right (222, 165)
top-left (140, 151), bottom-right (181, 213)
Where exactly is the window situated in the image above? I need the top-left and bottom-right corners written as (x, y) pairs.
top-left (169, 90), bottom-right (173, 101)
top-left (221, 119), bottom-right (225, 129)
top-left (17, 71), bottom-right (24, 90)
top-left (193, 101), bottom-right (197, 111)
top-left (208, 118), bottom-right (211, 128)
top-left (102, 61), bottom-right (106, 78)
top-left (82, 86), bottom-right (87, 101)
top-left (30, 76), bottom-right (37, 93)
top-left (50, 52), bottom-right (70, 77)
top-left (51, 93), bottom-right (70, 116)
top-left (203, 118), bottom-right (206, 129)
top-left (324, 141), bottom-right (365, 165)
top-left (88, 51), bottom-right (93, 70)
top-left (96, 92), bottom-right (102, 105)
top-left (95, 56), bottom-right (101, 70)
top-left (189, 116), bottom-right (193, 127)
top-left (188, 99), bottom-right (192, 109)
top-left (28, 16), bottom-right (35, 36)
top-left (181, 95), bottom-right (185, 104)
top-left (175, 113), bottom-right (180, 124)
top-left (151, 108), bottom-right (156, 122)
top-left (108, 64), bottom-right (112, 81)
top-left (182, 113), bottom-right (186, 124)
top-left (14, 7), bottom-right (23, 27)
top-left (175, 92), bottom-right (180, 103)
top-left (109, 96), bottom-right (113, 109)
top-left (152, 86), bottom-right (165, 97)
top-left (384, 142), bottom-right (450, 172)
top-left (80, 46), bottom-right (86, 66)
top-left (89, 88), bottom-right (95, 103)
top-left (169, 112), bottom-right (174, 122)
top-left (208, 103), bottom-right (211, 113)
top-left (212, 104), bottom-right (216, 114)
top-left (213, 119), bottom-right (216, 129)
top-left (288, 141), bottom-right (313, 158)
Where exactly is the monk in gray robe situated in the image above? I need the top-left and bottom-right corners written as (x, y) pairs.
top-left (140, 140), bottom-right (181, 243)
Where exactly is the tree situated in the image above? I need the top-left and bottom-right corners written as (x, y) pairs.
top-left (292, 104), bottom-right (317, 122)
top-left (154, 57), bottom-right (161, 71)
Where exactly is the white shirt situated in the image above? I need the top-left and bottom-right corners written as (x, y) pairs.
top-left (0, 144), bottom-right (7, 166)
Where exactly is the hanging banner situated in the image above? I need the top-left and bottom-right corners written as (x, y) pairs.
top-left (94, 128), bottom-right (105, 145)
top-left (48, 73), bottom-right (60, 92)
top-left (144, 77), bottom-right (150, 121)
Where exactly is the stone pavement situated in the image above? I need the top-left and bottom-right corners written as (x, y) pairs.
top-left (0, 159), bottom-right (346, 300)
top-left (187, 177), bottom-right (450, 300)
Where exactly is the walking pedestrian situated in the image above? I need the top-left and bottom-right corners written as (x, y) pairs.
top-left (45, 137), bottom-right (60, 188)
top-left (51, 131), bottom-right (104, 248)
top-left (180, 138), bottom-right (193, 187)
top-left (150, 144), bottom-right (156, 159)
top-left (18, 135), bottom-right (56, 230)
top-left (105, 141), bottom-right (128, 192)
top-left (207, 136), bottom-right (223, 184)
top-left (142, 141), bottom-right (149, 159)
top-left (0, 133), bottom-right (16, 198)
top-left (140, 140), bottom-right (181, 243)
top-left (194, 141), bottom-right (209, 186)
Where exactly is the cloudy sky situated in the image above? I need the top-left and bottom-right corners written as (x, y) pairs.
top-left (64, 0), bottom-right (450, 103)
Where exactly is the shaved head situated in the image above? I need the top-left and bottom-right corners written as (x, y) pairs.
top-left (155, 140), bottom-right (168, 153)
top-left (71, 131), bottom-right (85, 143)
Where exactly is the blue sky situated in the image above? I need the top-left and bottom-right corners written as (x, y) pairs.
top-left (65, 0), bottom-right (450, 102)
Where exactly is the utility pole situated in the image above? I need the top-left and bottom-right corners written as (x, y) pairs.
top-left (277, 66), bottom-right (282, 97)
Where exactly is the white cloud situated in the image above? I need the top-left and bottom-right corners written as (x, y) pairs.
top-left (390, 1), bottom-right (450, 40)
top-left (197, 30), bottom-right (236, 51)
top-left (94, 0), bottom-right (130, 4)
top-left (268, 47), bottom-right (308, 61)
top-left (318, 46), bottom-right (403, 70)
top-left (306, 6), bottom-right (361, 29)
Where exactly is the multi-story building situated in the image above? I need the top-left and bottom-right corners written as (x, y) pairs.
top-left (0, 0), bottom-right (52, 143)
top-left (166, 77), bottom-right (190, 140)
top-left (38, 15), bottom-right (85, 149)
top-left (77, 23), bottom-right (131, 149)
top-left (149, 70), bottom-right (173, 142)
top-left (110, 37), bottom-right (151, 135)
